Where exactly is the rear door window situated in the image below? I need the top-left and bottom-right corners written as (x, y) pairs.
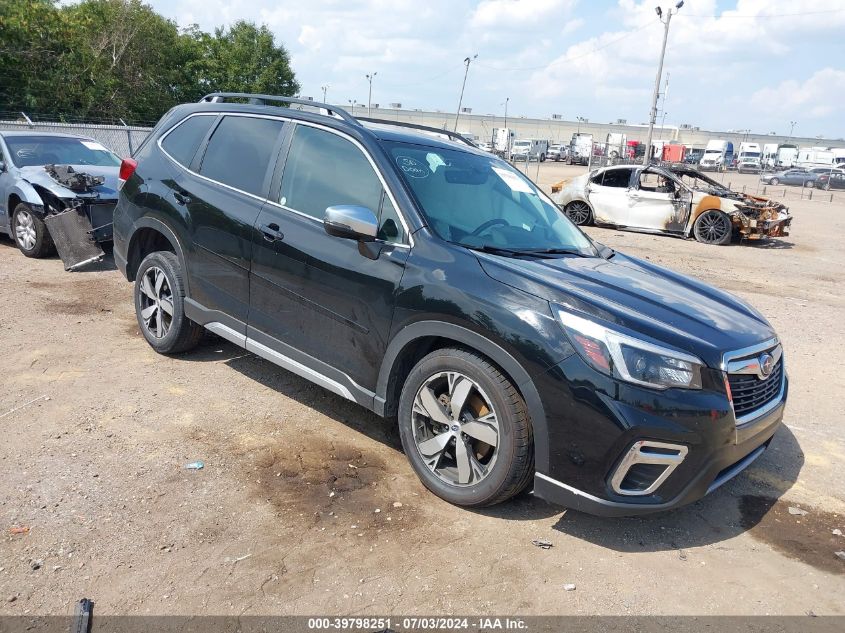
top-left (161, 115), bottom-right (216, 167)
top-left (199, 116), bottom-right (285, 197)
top-left (601, 168), bottom-right (633, 188)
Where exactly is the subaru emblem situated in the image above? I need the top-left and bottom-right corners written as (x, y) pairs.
top-left (759, 353), bottom-right (774, 378)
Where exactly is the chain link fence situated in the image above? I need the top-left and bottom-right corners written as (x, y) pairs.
top-left (0, 116), bottom-right (152, 158)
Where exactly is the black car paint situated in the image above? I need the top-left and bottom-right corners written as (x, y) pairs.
top-left (113, 101), bottom-right (785, 515)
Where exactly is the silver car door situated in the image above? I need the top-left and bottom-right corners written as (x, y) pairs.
top-left (627, 170), bottom-right (687, 232)
top-left (586, 167), bottom-right (633, 224)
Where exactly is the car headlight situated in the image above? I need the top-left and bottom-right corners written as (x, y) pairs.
top-left (554, 307), bottom-right (704, 390)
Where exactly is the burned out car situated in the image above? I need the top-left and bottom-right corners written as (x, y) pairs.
top-left (553, 164), bottom-right (791, 245)
top-left (0, 132), bottom-right (122, 268)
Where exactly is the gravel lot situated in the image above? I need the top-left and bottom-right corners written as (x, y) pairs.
top-left (1, 164), bottom-right (843, 615)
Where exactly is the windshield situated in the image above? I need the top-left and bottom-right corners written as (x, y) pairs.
top-left (513, 141), bottom-right (530, 147)
top-left (387, 142), bottom-right (595, 255)
top-left (740, 153), bottom-right (760, 159)
top-left (4, 136), bottom-right (120, 168)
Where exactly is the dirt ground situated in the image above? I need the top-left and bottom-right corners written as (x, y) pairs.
top-left (1, 165), bottom-right (843, 616)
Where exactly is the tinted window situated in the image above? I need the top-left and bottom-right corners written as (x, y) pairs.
top-left (601, 168), bottom-right (632, 188)
top-left (378, 194), bottom-right (406, 243)
top-left (161, 115), bottom-right (215, 167)
top-left (280, 125), bottom-right (383, 221)
top-left (199, 116), bottom-right (285, 197)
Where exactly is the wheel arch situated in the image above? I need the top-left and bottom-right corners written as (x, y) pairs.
top-left (125, 218), bottom-right (189, 291)
top-left (7, 182), bottom-right (43, 218)
top-left (376, 320), bottom-right (550, 473)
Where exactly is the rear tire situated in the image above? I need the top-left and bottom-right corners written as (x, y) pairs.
top-left (134, 251), bottom-right (204, 354)
top-left (12, 203), bottom-right (54, 258)
top-left (397, 347), bottom-right (533, 507)
top-left (693, 210), bottom-right (733, 245)
top-left (565, 201), bottom-right (593, 226)
top-left (769, 177), bottom-right (779, 186)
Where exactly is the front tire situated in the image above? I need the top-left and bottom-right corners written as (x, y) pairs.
top-left (769, 178), bottom-right (779, 186)
top-left (134, 251), bottom-right (204, 354)
top-left (12, 203), bottom-right (54, 258)
top-left (693, 210), bottom-right (733, 245)
top-left (397, 348), bottom-right (533, 507)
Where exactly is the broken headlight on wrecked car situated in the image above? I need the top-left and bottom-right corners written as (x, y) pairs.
top-left (554, 307), bottom-right (704, 390)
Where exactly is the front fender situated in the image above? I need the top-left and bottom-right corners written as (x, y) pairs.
top-left (376, 319), bottom-right (552, 474)
top-left (7, 181), bottom-right (44, 215)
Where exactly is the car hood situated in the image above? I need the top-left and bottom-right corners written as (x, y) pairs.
top-left (18, 164), bottom-right (119, 200)
top-left (476, 251), bottom-right (775, 368)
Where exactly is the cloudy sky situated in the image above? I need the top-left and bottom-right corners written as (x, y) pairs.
top-left (143, 0), bottom-right (845, 138)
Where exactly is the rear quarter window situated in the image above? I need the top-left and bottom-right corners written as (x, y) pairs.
top-left (160, 115), bottom-right (216, 167)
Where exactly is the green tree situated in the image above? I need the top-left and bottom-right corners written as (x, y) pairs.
top-left (0, 0), bottom-right (299, 123)
top-left (193, 21), bottom-right (300, 98)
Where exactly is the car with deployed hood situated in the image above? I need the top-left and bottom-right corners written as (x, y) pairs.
top-left (553, 164), bottom-right (791, 245)
top-left (0, 131), bottom-right (120, 260)
top-left (113, 93), bottom-right (787, 515)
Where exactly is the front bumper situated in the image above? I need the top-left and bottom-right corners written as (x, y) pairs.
top-left (531, 354), bottom-right (787, 516)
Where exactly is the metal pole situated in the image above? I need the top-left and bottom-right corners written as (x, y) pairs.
top-left (454, 55), bottom-right (477, 132)
top-left (643, 8), bottom-right (674, 166)
top-left (366, 73), bottom-right (376, 117)
top-left (120, 118), bottom-right (133, 155)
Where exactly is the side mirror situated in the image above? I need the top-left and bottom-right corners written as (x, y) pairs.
top-left (324, 205), bottom-right (378, 242)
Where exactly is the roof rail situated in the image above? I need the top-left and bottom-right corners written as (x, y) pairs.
top-left (199, 93), bottom-right (359, 127)
top-left (356, 117), bottom-right (478, 148)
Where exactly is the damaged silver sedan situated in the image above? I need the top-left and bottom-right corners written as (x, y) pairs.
top-left (552, 164), bottom-right (792, 245)
top-left (0, 132), bottom-right (121, 269)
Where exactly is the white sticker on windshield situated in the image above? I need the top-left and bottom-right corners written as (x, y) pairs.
top-left (81, 141), bottom-right (107, 151)
top-left (396, 155), bottom-right (430, 178)
top-left (492, 166), bottom-right (533, 193)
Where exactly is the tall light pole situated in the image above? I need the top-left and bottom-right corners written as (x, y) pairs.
top-left (502, 97), bottom-right (509, 128)
top-left (454, 54), bottom-right (478, 132)
top-left (365, 73), bottom-right (377, 116)
top-left (643, 1), bottom-right (684, 165)
top-left (577, 116), bottom-right (586, 134)
top-left (348, 99), bottom-right (357, 116)
top-left (788, 120), bottom-right (797, 140)
top-left (321, 85), bottom-right (329, 102)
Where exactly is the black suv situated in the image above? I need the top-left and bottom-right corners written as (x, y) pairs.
top-left (114, 94), bottom-right (787, 515)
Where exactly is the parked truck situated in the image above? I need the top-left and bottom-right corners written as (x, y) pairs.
top-left (737, 142), bottom-right (762, 173)
top-left (569, 133), bottom-right (593, 165)
top-left (776, 144), bottom-right (798, 168)
top-left (762, 143), bottom-right (779, 169)
top-left (492, 127), bottom-right (515, 157)
top-left (699, 140), bottom-right (734, 172)
top-left (797, 147), bottom-right (834, 168)
top-left (605, 132), bottom-right (627, 160)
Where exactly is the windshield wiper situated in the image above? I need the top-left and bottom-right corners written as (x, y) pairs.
top-left (466, 245), bottom-right (593, 259)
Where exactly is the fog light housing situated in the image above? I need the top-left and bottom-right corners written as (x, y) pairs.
top-left (610, 440), bottom-right (688, 496)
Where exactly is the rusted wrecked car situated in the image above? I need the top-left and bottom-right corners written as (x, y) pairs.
top-left (0, 131), bottom-right (121, 269)
top-left (552, 164), bottom-right (791, 245)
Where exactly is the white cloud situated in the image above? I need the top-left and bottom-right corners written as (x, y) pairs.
top-left (750, 68), bottom-right (845, 120)
top-left (135, 0), bottom-right (845, 136)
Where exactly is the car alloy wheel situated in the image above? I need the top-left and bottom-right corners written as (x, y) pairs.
top-left (769, 178), bottom-right (779, 185)
top-left (696, 210), bottom-right (731, 245)
top-left (566, 201), bottom-right (592, 225)
top-left (138, 266), bottom-right (174, 339)
top-left (410, 371), bottom-right (499, 487)
top-left (14, 208), bottom-right (37, 251)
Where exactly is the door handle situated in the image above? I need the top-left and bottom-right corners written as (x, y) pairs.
top-left (173, 191), bottom-right (192, 205)
top-left (260, 223), bottom-right (284, 242)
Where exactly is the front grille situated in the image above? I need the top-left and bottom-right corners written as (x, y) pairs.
top-left (728, 358), bottom-right (783, 419)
